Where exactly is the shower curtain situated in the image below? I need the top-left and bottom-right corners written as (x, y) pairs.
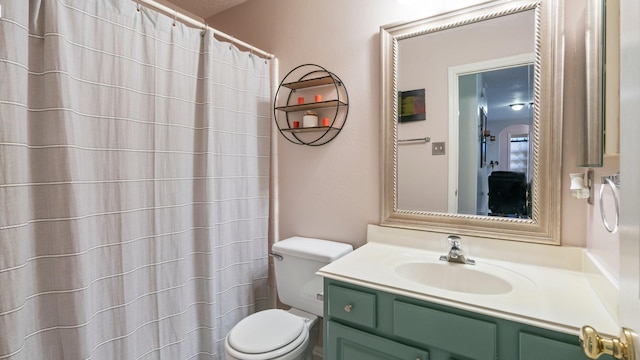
top-left (0, 1), bottom-right (272, 359)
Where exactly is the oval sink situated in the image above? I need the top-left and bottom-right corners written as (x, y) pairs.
top-left (395, 262), bottom-right (513, 295)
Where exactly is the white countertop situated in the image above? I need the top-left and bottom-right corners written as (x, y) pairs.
top-left (317, 225), bottom-right (620, 337)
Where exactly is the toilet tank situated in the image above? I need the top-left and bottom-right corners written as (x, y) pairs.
top-left (272, 237), bottom-right (353, 317)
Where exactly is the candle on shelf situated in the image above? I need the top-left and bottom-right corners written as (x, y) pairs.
top-left (302, 111), bottom-right (318, 128)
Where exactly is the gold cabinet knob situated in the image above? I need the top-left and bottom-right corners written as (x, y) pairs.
top-left (580, 326), bottom-right (636, 360)
top-left (344, 304), bottom-right (353, 313)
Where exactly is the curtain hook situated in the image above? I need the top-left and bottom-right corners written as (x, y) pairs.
top-left (172, 10), bottom-right (177, 27)
top-left (136, 0), bottom-right (141, 12)
top-left (200, 23), bottom-right (208, 37)
top-left (249, 49), bottom-right (253, 58)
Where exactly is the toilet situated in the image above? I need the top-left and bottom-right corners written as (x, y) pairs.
top-left (224, 236), bottom-right (353, 360)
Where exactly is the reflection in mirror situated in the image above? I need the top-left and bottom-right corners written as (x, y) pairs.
top-left (453, 64), bottom-right (534, 218)
top-left (380, 0), bottom-right (564, 244)
top-left (399, 57), bottom-right (536, 218)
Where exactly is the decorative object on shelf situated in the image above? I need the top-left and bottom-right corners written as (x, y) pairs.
top-left (302, 111), bottom-right (319, 128)
top-left (274, 64), bottom-right (349, 146)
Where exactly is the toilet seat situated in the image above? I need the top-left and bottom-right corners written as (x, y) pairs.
top-left (225, 309), bottom-right (310, 359)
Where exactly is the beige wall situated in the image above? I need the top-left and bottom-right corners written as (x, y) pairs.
top-left (208, 0), bottom-right (620, 278)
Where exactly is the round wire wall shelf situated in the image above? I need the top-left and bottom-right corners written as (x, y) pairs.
top-left (274, 64), bottom-right (349, 146)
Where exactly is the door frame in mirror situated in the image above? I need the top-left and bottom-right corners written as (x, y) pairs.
top-left (447, 54), bottom-right (535, 214)
top-left (380, 0), bottom-right (564, 244)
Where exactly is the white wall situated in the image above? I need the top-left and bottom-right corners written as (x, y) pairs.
top-left (208, 0), bottom-right (620, 277)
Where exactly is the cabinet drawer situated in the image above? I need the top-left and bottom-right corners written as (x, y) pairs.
top-left (393, 301), bottom-right (497, 360)
top-left (327, 284), bottom-right (377, 328)
top-left (519, 332), bottom-right (586, 360)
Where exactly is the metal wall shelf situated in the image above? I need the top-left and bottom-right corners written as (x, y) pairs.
top-left (281, 126), bottom-right (340, 133)
top-left (281, 75), bottom-right (340, 90)
top-left (273, 64), bottom-right (349, 146)
top-left (275, 100), bottom-right (348, 113)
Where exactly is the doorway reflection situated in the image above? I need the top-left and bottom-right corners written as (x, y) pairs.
top-left (459, 64), bottom-right (534, 217)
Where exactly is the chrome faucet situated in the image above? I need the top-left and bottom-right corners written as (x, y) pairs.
top-left (439, 235), bottom-right (476, 265)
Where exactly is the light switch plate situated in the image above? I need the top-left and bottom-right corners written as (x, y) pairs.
top-left (432, 142), bottom-right (446, 155)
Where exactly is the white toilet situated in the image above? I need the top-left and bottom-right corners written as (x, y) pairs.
top-left (224, 236), bottom-right (353, 360)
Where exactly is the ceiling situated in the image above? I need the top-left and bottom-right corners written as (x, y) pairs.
top-left (164, 0), bottom-right (248, 19)
top-left (481, 65), bottom-right (534, 122)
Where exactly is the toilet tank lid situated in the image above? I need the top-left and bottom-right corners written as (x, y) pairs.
top-left (272, 237), bottom-right (353, 262)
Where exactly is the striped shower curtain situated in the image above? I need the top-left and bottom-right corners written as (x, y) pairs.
top-left (0, 0), bottom-right (271, 359)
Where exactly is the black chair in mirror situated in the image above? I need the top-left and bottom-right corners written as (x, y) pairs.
top-left (488, 171), bottom-right (530, 218)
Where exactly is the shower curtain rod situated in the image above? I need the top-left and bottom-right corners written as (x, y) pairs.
top-left (135, 0), bottom-right (275, 59)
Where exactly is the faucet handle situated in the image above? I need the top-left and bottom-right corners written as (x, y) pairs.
top-left (447, 235), bottom-right (461, 248)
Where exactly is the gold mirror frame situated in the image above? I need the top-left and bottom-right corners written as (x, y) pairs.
top-left (380, 0), bottom-right (564, 244)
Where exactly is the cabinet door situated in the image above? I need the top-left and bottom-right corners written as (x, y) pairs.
top-left (519, 332), bottom-right (590, 360)
top-left (326, 321), bottom-right (429, 360)
top-left (393, 301), bottom-right (497, 360)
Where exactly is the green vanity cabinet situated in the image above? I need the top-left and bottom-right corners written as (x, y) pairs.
top-left (323, 279), bottom-right (612, 360)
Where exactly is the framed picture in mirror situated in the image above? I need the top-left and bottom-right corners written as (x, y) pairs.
top-left (398, 89), bottom-right (426, 122)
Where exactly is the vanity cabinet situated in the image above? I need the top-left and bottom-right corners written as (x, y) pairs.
top-left (323, 279), bottom-right (612, 360)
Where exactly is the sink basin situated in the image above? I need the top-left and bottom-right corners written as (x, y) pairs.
top-left (395, 261), bottom-right (514, 295)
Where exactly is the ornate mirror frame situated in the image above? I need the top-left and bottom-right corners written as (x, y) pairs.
top-left (380, 0), bottom-right (564, 244)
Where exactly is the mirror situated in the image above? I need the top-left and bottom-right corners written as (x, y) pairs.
top-left (580, 0), bottom-right (620, 166)
top-left (380, 0), bottom-right (564, 244)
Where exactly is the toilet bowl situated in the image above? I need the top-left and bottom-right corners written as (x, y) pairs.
top-left (224, 308), bottom-right (318, 360)
top-left (223, 237), bottom-right (352, 360)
